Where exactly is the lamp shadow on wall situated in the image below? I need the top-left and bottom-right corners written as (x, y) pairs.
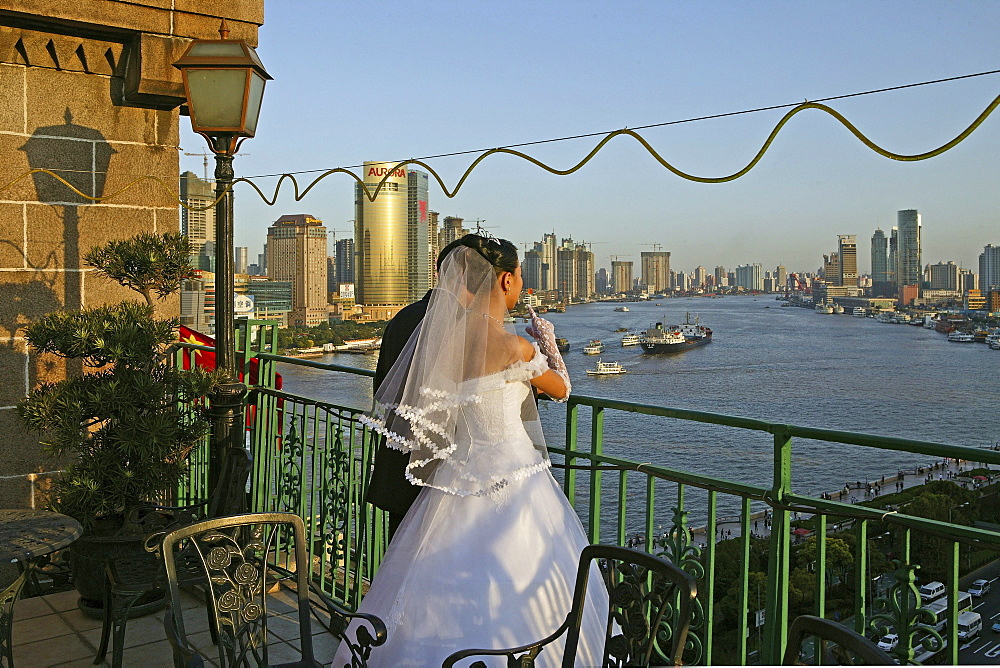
top-left (0, 109), bottom-right (117, 397)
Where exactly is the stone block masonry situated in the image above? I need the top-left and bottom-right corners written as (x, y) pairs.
top-left (0, 1), bottom-right (263, 507)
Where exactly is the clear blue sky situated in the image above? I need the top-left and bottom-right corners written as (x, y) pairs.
top-left (180, 1), bottom-right (1000, 275)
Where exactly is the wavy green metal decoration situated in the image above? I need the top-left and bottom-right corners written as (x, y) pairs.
top-left (654, 505), bottom-right (706, 665)
top-left (0, 93), bottom-right (996, 211)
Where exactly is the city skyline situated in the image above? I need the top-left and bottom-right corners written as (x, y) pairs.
top-left (181, 2), bottom-right (999, 273)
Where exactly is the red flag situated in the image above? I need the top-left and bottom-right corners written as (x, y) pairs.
top-left (178, 325), bottom-right (282, 390)
top-left (178, 326), bottom-right (284, 431)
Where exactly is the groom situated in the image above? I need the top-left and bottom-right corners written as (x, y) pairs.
top-left (367, 235), bottom-right (484, 539)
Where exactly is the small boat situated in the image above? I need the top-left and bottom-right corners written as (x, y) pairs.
top-left (948, 331), bottom-right (975, 343)
top-left (621, 333), bottom-right (641, 347)
top-left (852, 307), bottom-right (866, 317)
top-left (586, 359), bottom-right (626, 375)
top-left (832, 304), bottom-right (845, 314)
top-left (990, 339), bottom-right (1000, 350)
top-left (614, 306), bottom-right (630, 312)
top-left (582, 339), bottom-right (605, 355)
top-left (556, 337), bottom-right (569, 353)
top-left (815, 304), bottom-right (834, 314)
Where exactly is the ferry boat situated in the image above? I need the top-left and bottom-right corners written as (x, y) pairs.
top-left (582, 339), bottom-right (605, 355)
top-left (613, 305), bottom-right (630, 312)
top-left (640, 313), bottom-right (712, 354)
top-left (852, 307), bottom-right (866, 317)
top-left (621, 333), bottom-right (641, 346)
top-left (585, 359), bottom-right (627, 375)
top-left (948, 331), bottom-right (975, 343)
top-left (990, 339), bottom-right (1000, 350)
top-left (815, 303), bottom-right (834, 314)
top-left (556, 337), bottom-right (569, 353)
top-left (832, 304), bottom-right (845, 315)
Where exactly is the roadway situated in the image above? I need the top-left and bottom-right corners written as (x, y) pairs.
top-left (959, 562), bottom-right (1000, 664)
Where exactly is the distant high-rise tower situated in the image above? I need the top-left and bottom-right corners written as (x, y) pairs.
top-left (539, 233), bottom-right (557, 292)
top-left (611, 261), bottom-right (633, 294)
top-left (838, 235), bottom-right (857, 287)
top-left (355, 161), bottom-right (411, 314)
top-left (234, 246), bottom-right (248, 275)
top-left (438, 216), bottom-right (467, 249)
top-left (896, 210), bottom-right (921, 296)
top-left (335, 238), bottom-right (355, 285)
top-left (595, 267), bottom-right (610, 295)
top-left (427, 211), bottom-right (440, 288)
top-left (407, 170), bottom-right (430, 301)
top-left (523, 249), bottom-right (542, 291)
top-left (693, 266), bottom-right (707, 289)
top-left (266, 214), bottom-right (328, 327)
top-left (735, 264), bottom-right (763, 291)
top-left (871, 228), bottom-right (889, 296)
top-left (822, 253), bottom-right (840, 285)
top-left (714, 266), bottom-right (727, 288)
top-left (775, 265), bottom-right (787, 291)
top-left (640, 251), bottom-right (671, 293)
top-left (180, 171), bottom-right (215, 256)
top-left (980, 244), bottom-right (1000, 292)
top-left (929, 261), bottom-right (960, 291)
top-left (888, 227), bottom-right (898, 288)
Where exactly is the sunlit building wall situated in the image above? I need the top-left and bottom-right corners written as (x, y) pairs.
top-left (897, 210), bottom-right (921, 296)
top-left (980, 244), bottom-right (1000, 292)
top-left (267, 214), bottom-right (328, 327)
top-left (640, 251), bottom-right (671, 293)
top-left (355, 161), bottom-right (410, 311)
top-left (838, 235), bottom-right (858, 287)
top-left (611, 261), bottom-right (633, 294)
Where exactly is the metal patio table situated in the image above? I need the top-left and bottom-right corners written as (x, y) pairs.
top-left (0, 509), bottom-right (82, 667)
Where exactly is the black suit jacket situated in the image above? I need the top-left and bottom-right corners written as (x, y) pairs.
top-left (365, 291), bottom-right (431, 515)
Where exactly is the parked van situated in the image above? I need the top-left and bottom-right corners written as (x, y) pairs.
top-left (919, 581), bottom-right (946, 604)
top-left (957, 611), bottom-right (982, 641)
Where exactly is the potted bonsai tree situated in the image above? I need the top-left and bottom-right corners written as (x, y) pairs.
top-left (17, 232), bottom-right (215, 613)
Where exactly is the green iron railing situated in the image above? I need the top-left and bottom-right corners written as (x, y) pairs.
top-left (175, 331), bottom-right (1000, 665)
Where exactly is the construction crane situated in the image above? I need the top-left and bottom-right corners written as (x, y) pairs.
top-left (640, 243), bottom-right (664, 252)
top-left (182, 151), bottom-right (247, 180)
top-left (467, 219), bottom-right (495, 236)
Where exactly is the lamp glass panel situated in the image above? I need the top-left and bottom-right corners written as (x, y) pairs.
top-left (186, 69), bottom-right (250, 131)
top-left (187, 42), bottom-right (248, 58)
top-left (243, 72), bottom-right (266, 136)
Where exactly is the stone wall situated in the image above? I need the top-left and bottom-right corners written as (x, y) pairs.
top-left (0, 1), bottom-right (263, 507)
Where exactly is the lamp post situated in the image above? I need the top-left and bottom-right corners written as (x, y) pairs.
top-left (173, 20), bottom-right (271, 494)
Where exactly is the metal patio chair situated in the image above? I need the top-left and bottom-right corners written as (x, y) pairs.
top-left (159, 511), bottom-right (386, 667)
top-left (443, 544), bottom-right (698, 668)
top-left (95, 448), bottom-right (253, 667)
top-left (782, 615), bottom-right (895, 665)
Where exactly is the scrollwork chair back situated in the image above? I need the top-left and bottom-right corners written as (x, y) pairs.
top-left (159, 512), bottom-right (386, 667)
top-left (443, 544), bottom-right (697, 668)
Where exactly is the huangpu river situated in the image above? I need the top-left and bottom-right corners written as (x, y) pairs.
top-left (276, 296), bottom-right (1000, 527)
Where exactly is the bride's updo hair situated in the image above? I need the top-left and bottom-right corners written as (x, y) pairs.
top-left (437, 233), bottom-right (518, 277)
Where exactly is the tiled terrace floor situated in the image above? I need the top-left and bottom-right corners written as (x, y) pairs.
top-left (12, 586), bottom-right (340, 667)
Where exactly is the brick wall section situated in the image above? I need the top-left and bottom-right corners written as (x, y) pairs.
top-left (0, 1), bottom-right (263, 507)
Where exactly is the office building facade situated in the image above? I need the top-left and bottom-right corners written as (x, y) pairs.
top-left (640, 251), bottom-right (671, 293)
top-left (180, 170), bottom-right (215, 257)
top-left (871, 228), bottom-right (890, 296)
top-left (266, 214), bottom-right (328, 327)
top-left (611, 261), bottom-right (633, 294)
top-left (354, 162), bottom-right (411, 315)
top-left (897, 210), bottom-right (921, 297)
top-left (407, 170), bottom-right (431, 302)
top-left (980, 244), bottom-right (1000, 292)
top-left (838, 235), bottom-right (858, 287)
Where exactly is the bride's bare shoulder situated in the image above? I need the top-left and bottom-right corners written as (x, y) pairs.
top-left (515, 335), bottom-right (536, 362)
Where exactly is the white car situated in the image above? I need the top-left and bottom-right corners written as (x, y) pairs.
top-left (969, 579), bottom-right (991, 597)
top-left (878, 634), bottom-right (899, 651)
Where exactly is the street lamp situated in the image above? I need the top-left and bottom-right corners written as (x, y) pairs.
top-left (173, 20), bottom-right (271, 493)
top-left (949, 502), bottom-right (971, 524)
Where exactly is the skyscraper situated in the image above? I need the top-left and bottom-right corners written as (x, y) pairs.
top-left (407, 170), bottom-right (430, 302)
top-left (735, 263), bottom-right (763, 291)
top-left (928, 261), bottom-right (959, 291)
top-left (335, 237), bottom-right (355, 284)
top-left (611, 261), bottom-right (633, 294)
top-left (266, 214), bottom-right (328, 327)
top-left (595, 267), bottom-right (610, 295)
top-left (714, 266), bottom-right (727, 288)
top-left (354, 161), bottom-right (412, 317)
top-left (775, 265), bottom-right (787, 291)
top-left (522, 249), bottom-right (542, 291)
top-left (540, 233), bottom-right (557, 292)
top-left (896, 210), bottom-right (921, 296)
top-left (234, 246), bottom-right (248, 275)
top-left (640, 251), bottom-right (671, 293)
top-left (871, 228), bottom-right (889, 296)
top-left (838, 235), bottom-right (857, 287)
top-left (427, 211), bottom-right (439, 289)
top-left (179, 170), bottom-right (215, 256)
top-left (693, 266), bottom-right (707, 289)
top-left (980, 244), bottom-right (1000, 292)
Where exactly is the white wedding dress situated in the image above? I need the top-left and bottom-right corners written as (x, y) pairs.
top-left (334, 348), bottom-right (609, 667)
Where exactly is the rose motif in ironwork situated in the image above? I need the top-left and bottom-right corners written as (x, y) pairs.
top-left (206, 546), bottom-right (231, 569)
top-left (611, 581), bottom-right (643, 607)
top-left (623, 613), bottom-right (650, 640)
top-left (242, 602), bottom-right (263, 622)
top-left (218, 589), bottom-right (241, 612)
top-left (234, 562), bottom-right (258, 586)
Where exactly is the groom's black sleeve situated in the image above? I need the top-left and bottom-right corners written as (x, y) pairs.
top-left (365, 292), bottom-right (431, 517)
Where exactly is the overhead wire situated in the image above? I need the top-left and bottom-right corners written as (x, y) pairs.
top-left (0, 70), bottom-right (997, 211)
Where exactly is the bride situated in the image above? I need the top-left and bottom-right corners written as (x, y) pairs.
top-left (334, 236), bottom-right (609, 667)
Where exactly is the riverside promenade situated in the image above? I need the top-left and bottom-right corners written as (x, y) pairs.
top-left (683, 455), bottom-right (994, 547)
